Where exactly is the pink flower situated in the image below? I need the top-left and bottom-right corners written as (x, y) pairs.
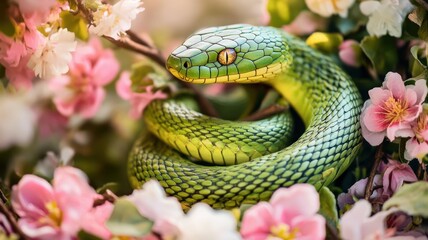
top-left (283, 11), bottom-right (327, 36)
top-left (361, 72), bottom-right (427, 146)
top-left (405, 111), bottom-right (428, 161)
top-left (339, 40), bottom-right (362, 67)
top-left (339, 200), bottom-right (396, 240)
top-left (0, 21), bottom-right (41, 89)
top-left (381, 160), bottom-right (418, 197)
top-left (116, 71), bottom-right (167, 119)
top-left (50, 38), bottom-right (119, 118)
top-left (240, 184), bottom-right (325, 240)
top-left (11, 167), bottom-right (109, 239)
top-left (337, 175), bottom-right (383, 210)
top-left (81, 202), bottom-right (114, 239)
top-left (14, 0), bottom-right (57, 25)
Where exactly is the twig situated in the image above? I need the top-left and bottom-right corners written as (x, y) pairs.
top-left (243, 104), bottom-right (289, 121)
top-left (414, 0), bottom-right (428, 11)
top-left (181, 82), bottom-right (219, 117)
top-left (93, 191), bottom-right (116, 208)
top-left (105, 36), bottom-right (166, 67)
top-left (364, 144), bottom-right (383, 200)
top-left (126, 30), bottom-right (154, 48)
top-left (0, 188), bottom-right (7, 204)
top-left (326, 223), bottom-right (340, 240)
top-left (0, 189), bottom-right (28, 239)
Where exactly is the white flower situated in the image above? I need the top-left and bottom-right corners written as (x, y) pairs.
top-left (177, 203), bottom-right (241, 240)
top-left (340, 200), bottom-right (397, 240)
top-left (127, 180), bottom-right (184, 221)
top-left (0, 95), bottom-right (37, 150)
top-left (360, 0), bottom-right (414, 37)
top-left (27, 28), bottom-right (77, 79)
top-left (305, 0), bottom-right (355, 17)
top-left (89, 0), bottom-right (144, 40)
top-left (34, 146), bottom-right (75, 178)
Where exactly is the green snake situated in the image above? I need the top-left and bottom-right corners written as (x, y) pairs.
top-left (128, 24), bottom-right (363, 209)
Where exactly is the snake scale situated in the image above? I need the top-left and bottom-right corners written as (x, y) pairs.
top-left (128, 24), bottom-right (363, 209)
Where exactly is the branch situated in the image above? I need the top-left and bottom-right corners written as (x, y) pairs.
top-left (243, 104), bottom-right (289, 121)
top-left (364, 144), bottom-right (383, 200)
top-left (126, 30), bottom-right (155, 48)
top-left (0, 189), bottom-right (28, 239)
top-left (104, 36), bottom-right (166, 67)
top-left (414, 0), bottom-right (428, 11)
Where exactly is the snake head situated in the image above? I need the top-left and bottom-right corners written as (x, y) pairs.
top-left (166, 24), bottom-right (292, 84)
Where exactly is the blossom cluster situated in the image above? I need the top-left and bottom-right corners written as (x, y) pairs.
top-left (361, 72), bottom-right (428, 161)
top-left (5, 167), bottom-right (423, 240)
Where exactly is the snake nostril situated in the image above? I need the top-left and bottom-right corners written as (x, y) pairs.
top-left (183, 60), bottom-right (191, 69)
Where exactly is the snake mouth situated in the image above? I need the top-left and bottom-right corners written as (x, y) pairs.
top-left (168, 67), bottom-right (193, 83)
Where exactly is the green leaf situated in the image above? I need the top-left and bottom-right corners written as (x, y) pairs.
top-left (96, 182), bottom-right (118, 194)
top-left (360, 36), bottom-right (398, 75)
top-left (306, 32), bottom-right (343, 54)
top-left (130, 63), bottom-right (155, 91)
top-left (77, 231), bottom-right (102, 240)
top-left (60, 11), bottom-right (89, 41)
top-left (318, 187), bottom-right (339, 227)
top-left (267, 0), bottom-right (306, 27)
top-left (418, 17), bottom-right (428, 41)
top-left (409, 45), bottom-right (427, 78)
top-left (383, 181), bottom-right (428, 217)
top-left (0, 14), bottom-right (15, 37)
top-left (106, 198), bottom-right (153, 237)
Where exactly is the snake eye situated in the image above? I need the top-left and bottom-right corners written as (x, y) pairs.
top-left (218, 49), bottom-right (236, 65)
top-left (183, 60), bottom-right (191, 69)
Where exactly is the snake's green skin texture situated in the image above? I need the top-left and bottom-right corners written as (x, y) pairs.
top-left (128, 24), bottom-right (363, 209)
top-left (144, 99), bottom-right (294, 165)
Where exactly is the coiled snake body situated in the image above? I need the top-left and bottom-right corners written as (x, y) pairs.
top-left (128, 24), bottom-right (363, 209)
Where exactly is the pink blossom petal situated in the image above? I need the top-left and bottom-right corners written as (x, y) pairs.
top-left (412, 79), bottom-right (428, 104)
top-left (18, 218), bottom-right (59, 239)
top-left (91, 52), bottom-right (119, 86)
top-left (404, 88), bottom-right (417, 106)
top-left (384, 72), bottom-right (406, 99)
top-left (79, 88), bottom-right (106, 118)
top-left (386, 123), bottom-right (405, 142)
top-left (404, 105), bottom-right (422, 122)
top-left (12, 175), bottom-right (54, 219)
top-left (361, 116), bottom-right (386, 146)
top-left (53, 167), bottom-right (98, 235)
top-left (291, 215), bottom-right (325, 240)
top-left (368, 88), bottom-right (391, 106)
top-left (115, 71), bottom-right (132, 100)
top-left (271, 184), bottom-right (319, 222)
top-left (81, 202), bottom-right (114, 239)
top-left (363, 105), bottom-right (388, 132)
top-left (240, 202), bottom-right (274, 239)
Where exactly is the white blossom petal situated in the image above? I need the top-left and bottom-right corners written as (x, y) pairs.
top-left (177, 203), bottom-right (241, 240)
top-left (27, 28), bottom-right (76, 79)
top-left (360, 1), bottom-right (381, 15)
top-left (360, 0), bottom-right (414, 37)
top-left (89, 0), bottom-right (144, 40)
top-left (0, 96), bottom-right (37, 149)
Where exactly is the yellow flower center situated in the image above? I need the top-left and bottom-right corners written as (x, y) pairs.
top-left (383, 97), bottom-right (408, 124)
top-left (41, 201), bottom-right (62, 227)
top-left (268, 224), bottom-right (298, 240)
top-left (415, 112), bottom-right (428, 143)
